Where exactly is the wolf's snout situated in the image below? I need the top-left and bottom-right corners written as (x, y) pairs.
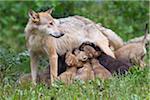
top-left (50, 32), bottom-right (64, 38)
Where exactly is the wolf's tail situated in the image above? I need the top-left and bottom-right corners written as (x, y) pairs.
top-left (142, 23), bottom-right (149, 44)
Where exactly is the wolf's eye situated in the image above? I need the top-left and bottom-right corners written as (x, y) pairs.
top-left (49, 22), bottom-right (53, 25)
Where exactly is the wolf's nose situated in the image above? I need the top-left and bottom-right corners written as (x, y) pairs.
top-left (52, 32), bottom-right (64, 38)
top-left (60, 32), bottom-right (64, 36)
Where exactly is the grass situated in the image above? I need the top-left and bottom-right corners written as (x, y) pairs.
top-left (0, 48), bottom-right (149, 100)
top-left (0, 67), bottom-right (149, 100)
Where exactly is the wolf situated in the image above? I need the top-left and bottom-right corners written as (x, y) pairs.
top-left (115, 24), bottom-right (149, 68)
top-left (25, 9), bottom-right (115, 85)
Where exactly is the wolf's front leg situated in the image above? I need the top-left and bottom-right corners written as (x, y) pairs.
top-left (30, 52), bottom-right (38, 85)
top-left (49, 53), bottom-right (58, 84)
top-left (45, 38), bottom-right (58, 84)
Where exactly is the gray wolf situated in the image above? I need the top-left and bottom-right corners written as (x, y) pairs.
top-left (25, 9), bottom-right (115, 85)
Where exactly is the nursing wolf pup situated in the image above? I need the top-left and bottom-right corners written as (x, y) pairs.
top-left (65, 45), bottom-right (111, 81)
top-left (25, 9), bottom-right (114, 85)
top-left (79, 42), bottom-right (132, 74)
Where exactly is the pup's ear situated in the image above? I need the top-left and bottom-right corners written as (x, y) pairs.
top-left (45, 8), bottom-right (53, 14)
top-left (28, 9), bottom-right (39, 22)
top-left (83, 45), bottom-right (94, 52)
top-left (74, 49), bottom-right (80, 55)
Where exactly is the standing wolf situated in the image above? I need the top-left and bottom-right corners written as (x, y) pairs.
top-left (25, 9), bottom-right (115, 85)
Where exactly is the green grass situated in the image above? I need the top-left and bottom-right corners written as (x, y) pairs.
top-left (0, 48), bottom-right (149, 100)
top-left (0, 67), bottom-right (149, 100)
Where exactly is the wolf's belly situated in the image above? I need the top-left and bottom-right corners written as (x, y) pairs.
top-left (55, 38), bottom-right (81, 55)
top-left (55, 33), bottom-right (93, 55)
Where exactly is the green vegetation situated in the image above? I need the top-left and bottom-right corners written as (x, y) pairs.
top-left (0, 1), bottom-right (149, 99)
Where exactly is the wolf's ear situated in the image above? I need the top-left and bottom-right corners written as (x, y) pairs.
top-left (45, 8), bottom-right (53, 14)
top-left (28, 10), bottom-right (39, 21)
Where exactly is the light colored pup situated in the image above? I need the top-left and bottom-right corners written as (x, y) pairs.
top-left (79, 43), bottom-right (112, 80)
top-left (62, 48), bottom-right (95, 82)
top-left (25, 9), bottom-right (114, 85)
top-left (115, 24), bottom-right (149, 68)
top-left (65, 50), bottom-right (88, 68)
top-left (75, 62), bottom-right (95, 81)
top-left (91, 59), bottom-right (112, 80)
top-left (57, 51), bottom-right (81, 84)
top-left (58, 50), bottom-right (89, 84)
top-left (58, 67), bottom-right (77, 84)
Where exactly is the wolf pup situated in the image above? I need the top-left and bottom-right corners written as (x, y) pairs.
top-left (115, 24), bottom-right (149, 68)
top-left (80, 42), bottom-right (132, 74)
top-left (91, 59), bottom-right (112, 80)
top-left (64, 49), bottom-right (94, 82)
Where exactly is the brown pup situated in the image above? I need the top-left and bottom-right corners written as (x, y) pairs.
top-left (75, 62), bottom-right (95, 81)
top-left (81, 44), bottom-right (112, 80)
top-left (71, 44), bottom-right (110, 81)
top-left (57, 50), bottom-right (87, 84)
top-left (99, 52), bottom-right (132, 75)
top-left (63, 48), bottom-right (95, 82)
top-left (91, 59), bottom-right (112, 80)
top-left (65, 50), bottom-right (88, 68)
top-left (115, 24), bottom-right (149, 68)
top-left (80, 43), bottom-right (112, 80)
top-left (79, 42), bottom-right (101, 58)
top-left (58, 67), bottom-right (77, 84)
top-left (25, 9), bottom-right (114, 85)
top-left (81, 42), bottom-right (132, 74)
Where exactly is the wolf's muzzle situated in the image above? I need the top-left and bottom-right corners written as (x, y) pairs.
top-left (50, 32), bottom-right (64, 38)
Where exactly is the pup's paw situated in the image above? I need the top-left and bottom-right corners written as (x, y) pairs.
top-left (91, 58), bottom-right (99, 64)
top-left (65, 52), bottom-right (78, 66)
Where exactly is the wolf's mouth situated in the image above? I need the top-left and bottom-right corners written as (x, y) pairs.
top-left (49, 33), bottom-right (64, 38)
